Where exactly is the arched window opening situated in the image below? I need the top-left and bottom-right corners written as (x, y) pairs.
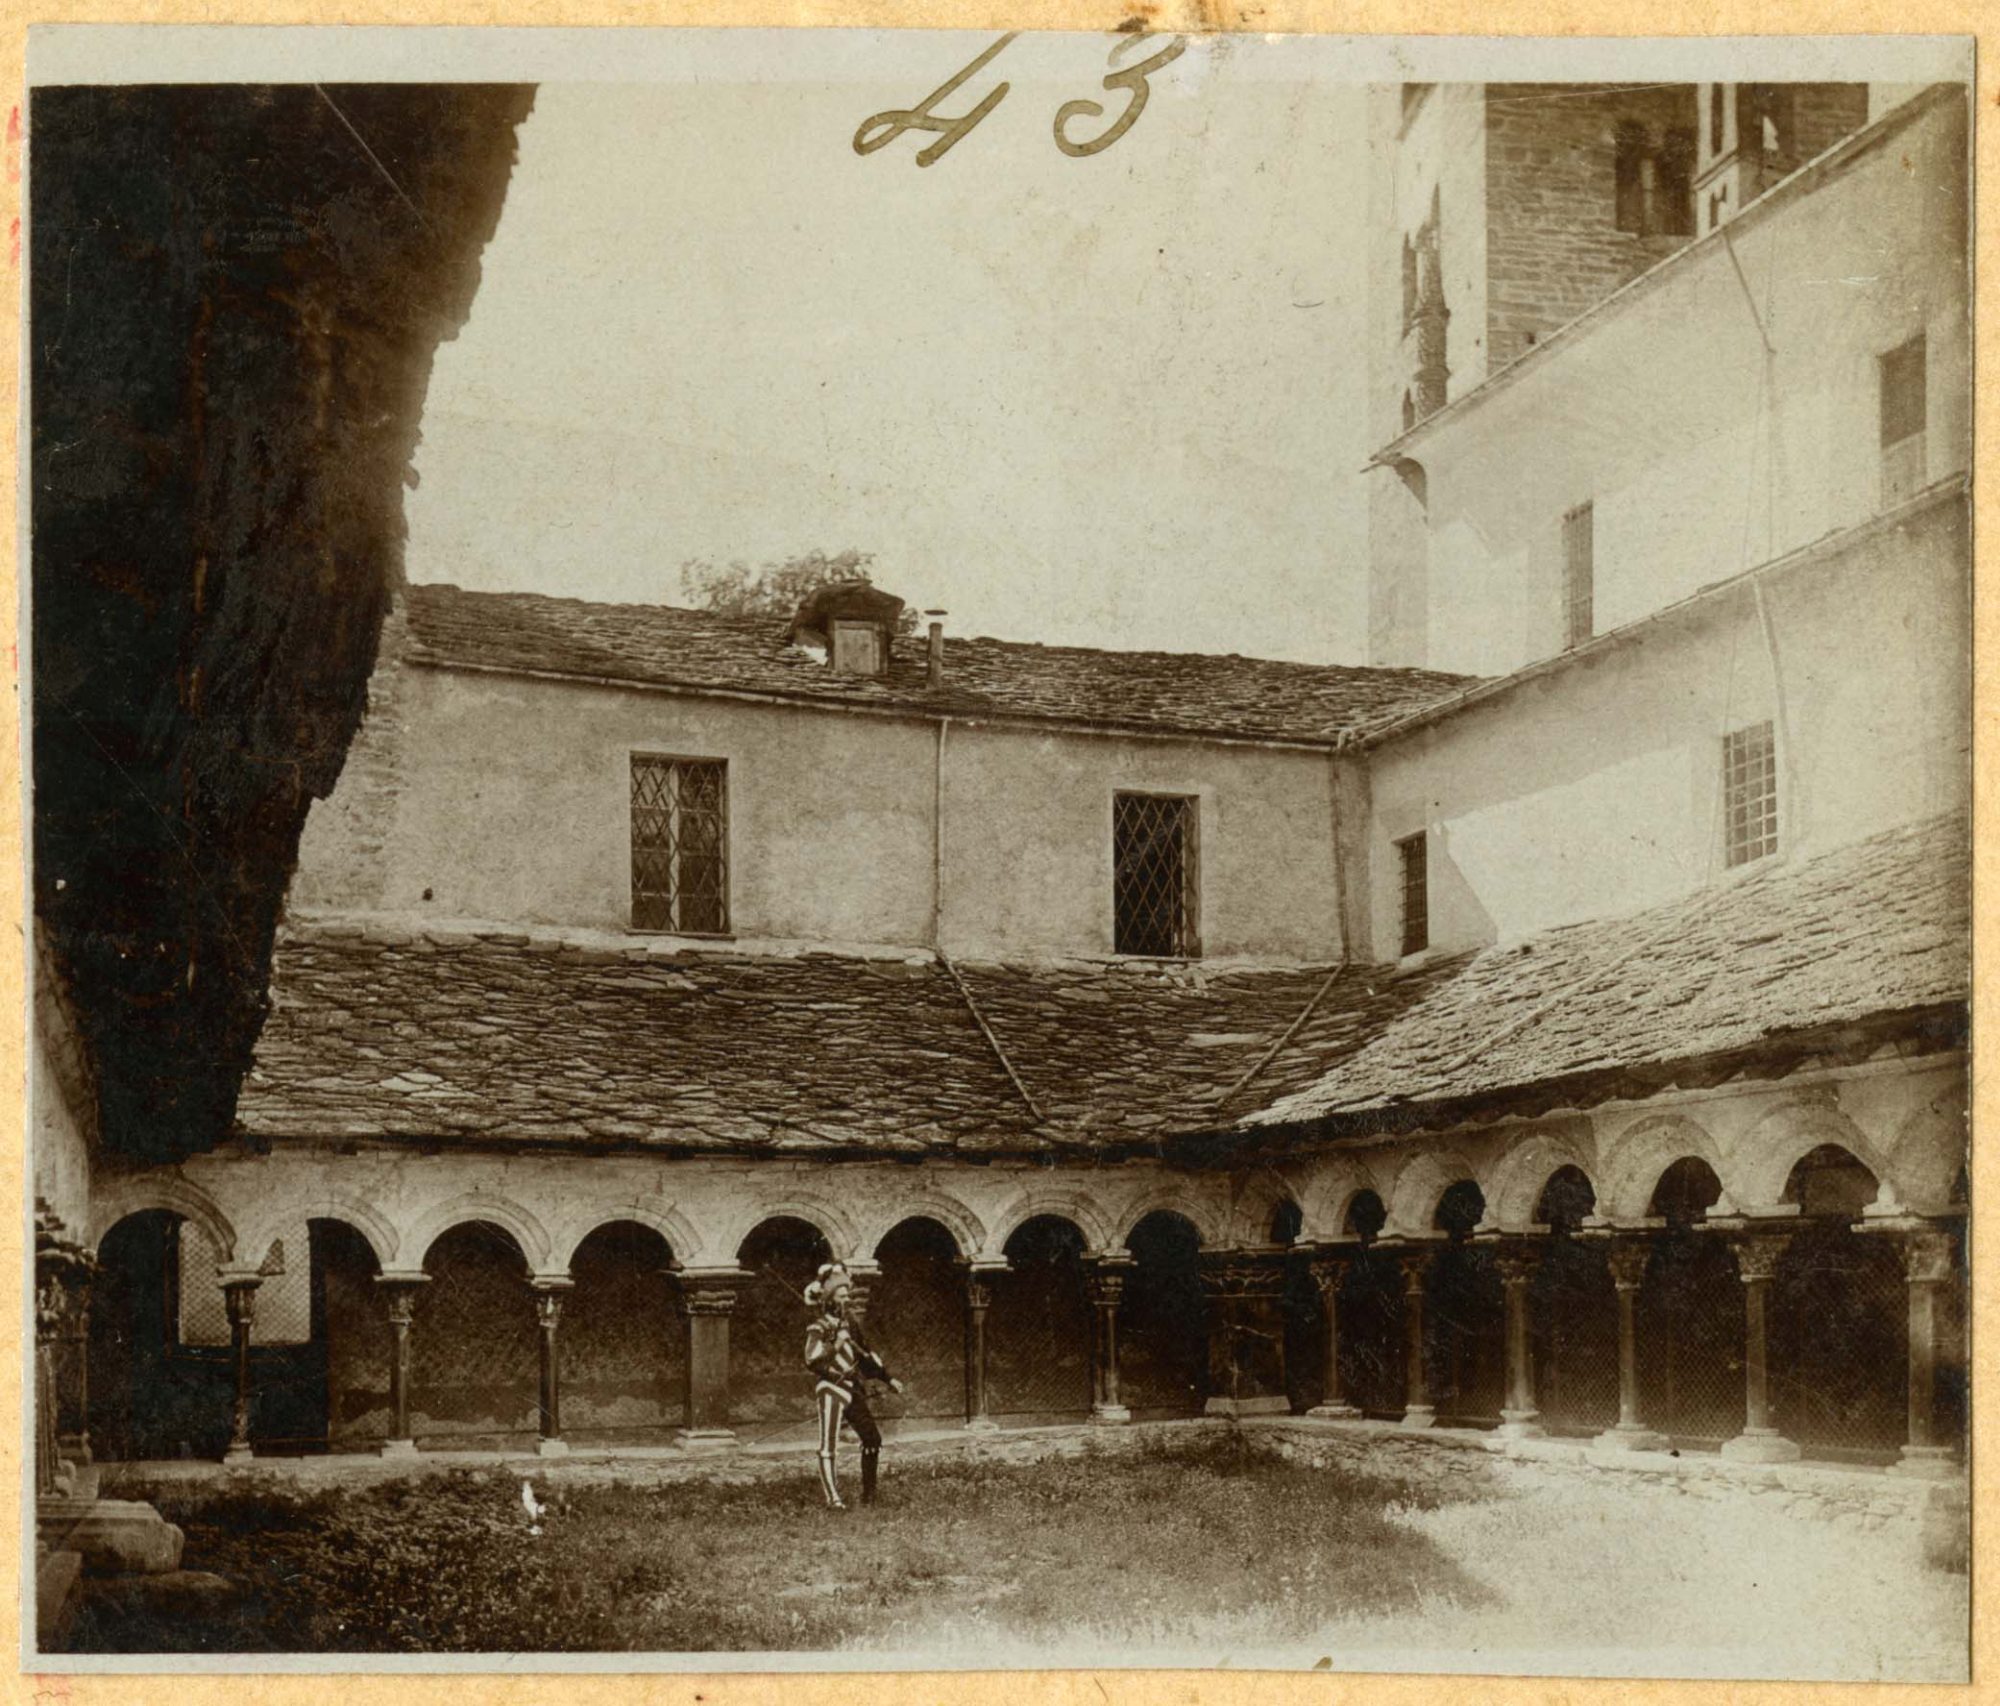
top-left (1122, 1211), bottom-right (1207, 1418)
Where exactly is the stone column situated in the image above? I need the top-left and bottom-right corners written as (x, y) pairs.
top-left (845, 1262), bottom-right (880, 1329)
top-left (678, 1269), bottom-right (747, 1453)
top-left (221, 1276), bottom-right (262, 1465)
top-left (55, 1267), bottom-right (94, 1468)
top-left (962, 1263), bottom-right (1002, 1432)
top-left (532, 1278), bottom-right (575, 1457)
top-left (1200, 1254), bottom-right (1289, 1417)
top-left (1494, 1248), bottom-right (1544, 1439)
top-left (1397, 1247), bottom-right (1436, 1430)
top-left (1306, 1253), bottom-right (1361, 1420)
top-left (376, 1273), bottom-right (429, 1458)
top-left (1593, 1238), bottom-right (1668, 1452)
top-left (1894, 1227), bottom-right (1959, 1479)
top-left (1088, 1256), bottom-right (1134, 1425)
top-left (1720, 1233), bottom-right (1800, 1463)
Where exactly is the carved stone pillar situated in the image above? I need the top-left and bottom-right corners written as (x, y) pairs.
top-left (1397, 1247), bottom-right (1436, 1429)
top-left (1593, 1238), bottom-right (1668, 1452)
top-left (962, 1263), bottom-right (1003, 1432)
top-left (531, 1278), bottom-right (575, 1457)
top-left (1200, 1255), bottom-right (1289, 1417)
top-left (845, 1263), bottom-right (879, 1329)
top-left (1306, 1253), bottom-right (1361, 1420)
top-left (376, 1273), bottom-right (429, 1458)
top-left (1894, 1227), bottom-right (1960, 1479)
top-left (54, 1265), bottom-right (94, 1468)
top-left (220, 1277), bottom-right (261, 1465)
top-left (679, 1269), bottom-right (747, 1453)
top-left (1493, 1248), bottom-right (1544, 1439)
top-left (1088, 1257), bottom-right (1134, 1425)
top-left (1720, 1233), bottom-right (1800, 1463)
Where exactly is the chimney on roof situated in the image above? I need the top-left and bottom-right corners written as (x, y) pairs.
top-left (925, 611), bottom-right (947, 690)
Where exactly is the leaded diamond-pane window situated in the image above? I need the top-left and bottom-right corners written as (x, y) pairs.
top-left (631, 755), bottom-right (729, 933)
top-left (1722, 722), bottom-right (1778, 868)
top-left (1396, 832), bottom-right (1429, 957)
top-left (1113, 792), bottom-right (1199, 958)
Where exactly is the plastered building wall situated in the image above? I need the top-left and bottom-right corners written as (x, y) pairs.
top-left (294, 660), bottom-right (1349, 964)
top-left (1363, 489), bottom-right (1968, 956)
top-left (1412, 87), bottom-right (1968, 678)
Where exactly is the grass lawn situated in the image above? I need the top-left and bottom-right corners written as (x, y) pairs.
top-left (65, 1432), bottom-right (1496, 1655)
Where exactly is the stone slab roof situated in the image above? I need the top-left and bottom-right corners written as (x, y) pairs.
top-left (243, 815), bottom-right (1965, 1157)
top-left (403, 582), bottom-right (1472, 747)
top-left (239, 925), bottom-right (1440, 1155)
top-left (1241, 812), bottom-right (1970, 1133)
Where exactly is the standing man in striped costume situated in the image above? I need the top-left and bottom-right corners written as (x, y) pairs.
top-left (804, 1262), bottom-right (903, 1509)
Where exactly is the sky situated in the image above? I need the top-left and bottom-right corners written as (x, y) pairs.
top-left (404, 36), bottom-right (1378, 664)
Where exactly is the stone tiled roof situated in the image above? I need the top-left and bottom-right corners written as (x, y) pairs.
top-left (244, 815), bottom-right (1965, 1156)
top-left (403, 582), bottom-right (1472, 746)
top-left (239, 923), bottom-right (1438, 1155)
top-left (1242, 812), bottom-right (1970, 1132)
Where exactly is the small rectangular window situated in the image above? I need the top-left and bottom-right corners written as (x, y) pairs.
top-left (1562, 502), bottom-right (1595, 649)
top-left (1113, 792), bottom-right (1199, 958)
top-left (830, 621), bottom-right (886, 677)
top-left (1880, 334), bottom-right (1927, 504)
top-left (1396, 832), bottom-right (1429, 957)
top-left (631, 755), bottom-right (729, 933)
top-left (1722, 722), bottom-right (1778, 868)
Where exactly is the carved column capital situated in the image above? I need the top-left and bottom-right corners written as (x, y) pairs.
top-left (375, 1272), bottom-right (430, 1326)
top-left (1603, 1238), bottom-right (1653, 1291)
top-left (222, 1275), bottom-right (262, 1328)
top-left (1727, 1233), bottom-right (1791, 1285)
top-left (1492, 1247), bottom-right (1541, 1288)
top-left (531, 1278), bottom-right (575, 1328)
top-left (1310, 1255), bottom-right (1353, 1300)
top-left (1087, 1265), bottom-right (1130, 1308)
top-left (1900, 1227), bottom-right (1958, 1285)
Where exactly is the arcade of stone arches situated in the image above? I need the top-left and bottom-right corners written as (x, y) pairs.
top-left (59, 1072), bottom-right (1967, 1479)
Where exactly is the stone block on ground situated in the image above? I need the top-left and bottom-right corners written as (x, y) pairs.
top-left (38, 1498), bottom-right (186, 1575)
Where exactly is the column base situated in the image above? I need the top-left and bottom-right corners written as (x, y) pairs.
top-left (1495, 1410), bottom-right (1546, 1440)
top-left (1204, 1394), bottom-right (1290, 1418)
top-left (1892, 1445), bottom-right (1961, 1480)
top-left (676, 1426), bottom-right (739, 1455)
top-left (1305, 1402), bottom-right (1363, 1421)
top-left (378, 1438), bottom-right (421, 1459)
top-left (1591, 1423), bottom-right (1671, 1453)
top-left (222, 1442), bottom-right (255, 1466)
top-left (535, 1437), bottom-right (570, 1458)
top-left (1090, 1404), bottom-right (1133, 1426)
top-left (1721, 1428), bottom-right (1802, 1463)
top-left (1397, 1404), bottom-right (1437, 1430)
top-left (963, 1416), bottom-right (1000, 1433)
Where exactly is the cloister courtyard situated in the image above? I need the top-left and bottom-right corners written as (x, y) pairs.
top-left (55, 1421), bottom-right (1966, 1680)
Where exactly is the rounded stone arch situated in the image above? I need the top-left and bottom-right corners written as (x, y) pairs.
top-left (237, 1194), bottom-right (400, 1274)
top-left (404, 1192), bottom-right (555, 1273)
top-left (1880, 1097), bottom-right (1967, 1215)
top-left (859, 1193), bottom-right (987, 1263)
top-left (1383, 1149), bottom-right (1481, 1240)
top-left (725, 1191), bottom-right (866, 1267)
top-left (1114, 1185), bottom-right (1225, 1251)
top-left (1483, 1128), bottom-right (1600, 1234)
top-left (1599, 1113), bottom-right (1730, 1222)
top-left (552, 1200), bottom-right (705, 1273)
top-left (1291, 1156), bottom-right (1375, 1245)
top-left (89, 1176), bottom-right (236, 1265)
top-left (1726, 1096), bottom-right (1893, 1215)
top-left (982, 1187), bottom-right (1117, 1260)
top-left (1225, 1172), bottom-right (1304, 1250)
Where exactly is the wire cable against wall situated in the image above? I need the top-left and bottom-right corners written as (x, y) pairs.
top-left (938, 952), bottom-right (1048, 1126)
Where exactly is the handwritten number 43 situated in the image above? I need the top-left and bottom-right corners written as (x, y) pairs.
top-left (854, 32), bottom-right (1188, 166)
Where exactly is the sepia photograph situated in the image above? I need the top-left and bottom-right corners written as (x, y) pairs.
top-left (22, 27), bottom-right (1973, 1681)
